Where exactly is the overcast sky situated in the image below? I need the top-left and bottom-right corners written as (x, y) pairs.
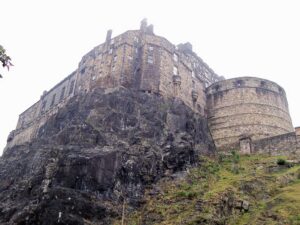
top-left (1, 0), bottom-right (300, 154)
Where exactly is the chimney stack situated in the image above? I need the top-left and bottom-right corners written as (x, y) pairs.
top-left (106, 29), bottom-right (112, 43)
top-left (140, 18), bottom-right (148, 32)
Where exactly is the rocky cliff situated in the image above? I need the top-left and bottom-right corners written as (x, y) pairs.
top-left (0, 88), bottom-right (214, 224)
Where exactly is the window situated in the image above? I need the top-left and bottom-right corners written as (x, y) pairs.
top-left (80, 67), bottom-right (85, 75)
top-left (112, 65), bottom-right (116, 72)
top-left (50, 94), bottom-right (56, 107)
top-left (148, 46), bottom-right (154, 51)
top-left (113, 55), bottom-right (117, 62)
top-left (173, 66), bottom-right (178, 75)
top-left (92, 75), bottom-right (96, 80)
top-left (147, 55), bottom-right (153, 64)
top-left (214, 84), bottom-right (220, 91)
top-left (60, 87), bottom-right (66, 101)
top-left (173, 53), bottom-right (178, 62)
top-left (41, 101), bottom-right (47, 113)
top-left (69, 80), bottom-right (75, 95)
top-left (236, 80), bottom-right (244, 87)
top-left (191, 71), bottom-right (195, 78)
top-left (192, 80), bottom-right (195, 89)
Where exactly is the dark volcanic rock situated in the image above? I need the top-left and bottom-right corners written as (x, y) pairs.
top-left (0, 88), bottom-right (214, 224)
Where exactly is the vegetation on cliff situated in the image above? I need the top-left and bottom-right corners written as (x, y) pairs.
top-left (0, 45), bottom-right (12, 78)
top-left (116, 153), bottom-right (300, 225)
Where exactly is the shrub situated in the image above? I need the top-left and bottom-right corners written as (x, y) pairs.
top-left (277, 158), bottom-right (287, 166)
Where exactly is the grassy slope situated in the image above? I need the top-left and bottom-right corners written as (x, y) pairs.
top-left (114, 153), bottom-right (300, 225)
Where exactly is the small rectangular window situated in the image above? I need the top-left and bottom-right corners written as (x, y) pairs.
top-left (113, 55), bottom-right (117, 62)
top-left (173, 66), bottom-right (178, 75)
top-left (173, 53), bottom-right (178, 62)
top-left (147, 55), bottom-right (153, 64)
top-left (60, 87), bottom-right (66, 101)
top-left (92, 75), bottom-right (96, 80)
top-left (50, 94), bottom-right (56, 107)
top-left (192, 71), bottom-right (195, 78)
top-left (41, 101), bottom-right (47, 113)
top-left (69, 80), bottom-right (75, 95)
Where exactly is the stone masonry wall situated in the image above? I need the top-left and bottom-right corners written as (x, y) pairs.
top-left (6, 21), bottom-right (221, 149)
top-left (206, 77), bottom-right (294, 150)
top-left (252, 132), bottom-right (299, 156)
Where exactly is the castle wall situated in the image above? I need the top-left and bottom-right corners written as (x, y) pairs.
top-left (206, 77), bottom-right (294, 150)
top-left (251, 132), bottom-right (298, 155)
top-left (5, 22), bottom-right (223, 149)
top-left (7, 73), bottom-right (76, 149)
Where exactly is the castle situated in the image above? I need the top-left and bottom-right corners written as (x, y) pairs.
top-left (5, 20), bottom-right (300, 155)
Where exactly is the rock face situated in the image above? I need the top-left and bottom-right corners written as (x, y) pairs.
top-left (0, 88), bottom-right (214, 224)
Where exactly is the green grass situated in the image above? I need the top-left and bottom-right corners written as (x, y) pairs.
top-left (113, 153), bottom-right (300, 225)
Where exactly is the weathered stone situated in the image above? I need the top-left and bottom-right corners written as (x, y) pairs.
top-left (0, 88), bottom-right (214, 224)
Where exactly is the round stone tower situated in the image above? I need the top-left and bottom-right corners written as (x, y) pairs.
top-left (206, 77), bottom-right (294, 151)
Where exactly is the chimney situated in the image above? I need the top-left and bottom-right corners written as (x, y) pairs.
top-left (140, 18), bottom-right (148, 32)
top-left (177, 42), bottom-right (193, 53)
top-left (106, 29), bottom-right (112, 43)
top-left (146, 24), bottom-right (154, 35)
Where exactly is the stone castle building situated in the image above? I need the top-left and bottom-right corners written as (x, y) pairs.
top-left (5, 20), bottom-right (299, 154)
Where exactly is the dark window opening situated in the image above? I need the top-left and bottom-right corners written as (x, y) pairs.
top-left (41, 101), bottom-right (47, 113)
top-left (80, 68), bottom-right (86, 74)
top-left (69, 80), bottom-right (75, 95)
top-left (214, 84), bottom-right (220, 91)
top-left (260, 81), bottom-right (266, 87)
top-left (235, 80), bottom-right (244, 87)
top-left (50, 94), bottom-right (56, 107)
top-left (60, 87), bottom-right (66, 101)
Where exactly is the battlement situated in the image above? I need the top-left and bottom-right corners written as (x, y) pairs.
top-left (206, 77), bottom-right (287, 96)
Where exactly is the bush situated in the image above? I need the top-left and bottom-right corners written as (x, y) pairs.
top-left (231, 151), bottom-right (240, 174)
top-left (176, 191), bottom-right (197, 199)
top-left (277, 158), bottom-right (287, 166)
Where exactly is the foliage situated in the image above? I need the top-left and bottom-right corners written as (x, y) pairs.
top-left (231, 150), bottom-right (240, 174)
top-left (277, 158), bottom-right (287, 165)
top-left (0, 45), bottom-right (13, 78)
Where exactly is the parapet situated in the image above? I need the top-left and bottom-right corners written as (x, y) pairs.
top-left (206, 77), bottom-right (287, 96)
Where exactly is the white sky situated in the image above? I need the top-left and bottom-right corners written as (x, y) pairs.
top-left (1, 0), bottom-right (300, 155)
